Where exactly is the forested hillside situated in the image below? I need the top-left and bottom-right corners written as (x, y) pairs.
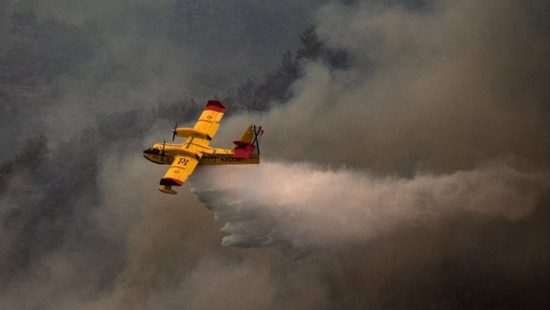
top-left (0, 0), bottom-right (346, 297)
top-left (1, 1), bottom-right (548, 309)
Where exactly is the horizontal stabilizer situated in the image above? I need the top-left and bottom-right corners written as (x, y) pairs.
top-left (233, 143), bottom-right (255, 159)
top-left (233, 140), bottom-right (251, 147)
top-left (231, 124), bottom-right (262, 159)
top-left (174, 127), bottom-right (212, 140)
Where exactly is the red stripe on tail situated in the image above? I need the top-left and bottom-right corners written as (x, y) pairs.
top-left (233, 143), bottom-right (255, 159)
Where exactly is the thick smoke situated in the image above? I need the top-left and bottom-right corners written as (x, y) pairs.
top-left (0, 0), bottom-right (324, 146)
top-left (191, 162), bottom-right (549, 247)
top-left (189, 0), bottom-right (549, 251)
top-left (1, 0), bottom-right (549, 309)
top-left (187, 0), bottom-right (550, 306)
top-left (259, 0), bottom-right (549, 175)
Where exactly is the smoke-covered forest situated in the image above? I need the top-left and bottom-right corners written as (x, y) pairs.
top-left (1, 0), bottom-right (549, 309)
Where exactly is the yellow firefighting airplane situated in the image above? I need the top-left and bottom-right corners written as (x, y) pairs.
top-left (143, 100), bottom-right (263, 194)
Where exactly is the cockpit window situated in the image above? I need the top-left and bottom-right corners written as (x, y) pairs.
top-left (144, 147), bottom-right (161, 155)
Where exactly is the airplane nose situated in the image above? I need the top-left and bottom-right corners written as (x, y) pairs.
top-left (143, 148), bottom-right (158, 155)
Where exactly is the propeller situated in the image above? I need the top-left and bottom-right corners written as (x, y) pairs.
top-left (160, 141), bottom-right (166, 160)
top-left (171, 122), bottom-right (178, 141)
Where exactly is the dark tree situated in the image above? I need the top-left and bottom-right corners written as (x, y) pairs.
top-left (230, 25), bottom-right (350, 111)
top-left (296, 26), bottom-right (323, 60)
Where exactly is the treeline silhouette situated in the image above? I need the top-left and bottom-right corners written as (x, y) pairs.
top-left (0, 6), bottom-right (348, 284)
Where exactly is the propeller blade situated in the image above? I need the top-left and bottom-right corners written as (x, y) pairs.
top-left (171, 122), bottom-right (177, 141)
top-left (161, 141), bottom-right (166, 159)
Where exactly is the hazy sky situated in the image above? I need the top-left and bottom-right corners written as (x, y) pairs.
top-left (0, 0), bottom-right (327, 144)
top-left (1, 0), bottom-right (549, 309)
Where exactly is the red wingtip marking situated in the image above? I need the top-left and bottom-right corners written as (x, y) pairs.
top-left (160, 178), bottom-right (184, 186)
top-left (205, 100), bottom-right (226, 113)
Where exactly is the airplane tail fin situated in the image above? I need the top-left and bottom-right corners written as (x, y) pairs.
top-left (233, 124), bottom-right (263, 159)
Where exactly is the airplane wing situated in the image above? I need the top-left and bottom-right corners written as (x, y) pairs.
top-left (159, 155), bottom-right (199, 194)
top-left (194, 100), bottom-right (225, 140)
top-left (175, 100), bottom-right (226, 148)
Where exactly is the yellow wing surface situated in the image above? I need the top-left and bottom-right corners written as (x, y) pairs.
top-left (159, 155), bottom-right (199, 194)
top-left (174, 100), bottom-right (226, 148)
top-left (192, 100), bottom-right (225, 147)
top-left (158, 101), bottom-right (226, 194)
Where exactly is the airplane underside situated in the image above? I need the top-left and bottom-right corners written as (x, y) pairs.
top-left (142, 153), bottom-right (260, 166)
top-left (150, 153), bottom-right (260, 195)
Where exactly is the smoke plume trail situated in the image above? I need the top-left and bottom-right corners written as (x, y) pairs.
top-left (1, 0), bottom-right (549, 308)
top-left (190, 162), bottom-right (549, 247)
top-left (192, 0), bottom-right (549, 252)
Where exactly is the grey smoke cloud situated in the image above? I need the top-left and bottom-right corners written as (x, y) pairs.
top-left (187, 0), bottom-right (550, 305)
top-left (1, 0), bottom-right (549, 309)
top-left (190, 161), bottom-right (549, 247)
top-left (216, 0), bottom-right (549, 176)
top-left (196, 0), bottom-right (549, 250)
top-left (1, 0), bottom-right (325, 145)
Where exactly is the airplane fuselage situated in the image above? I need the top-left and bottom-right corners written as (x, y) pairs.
top-left (144, 100), bottom-right (262, 194)
top-left (143, 142), bottom-right (259, 166)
